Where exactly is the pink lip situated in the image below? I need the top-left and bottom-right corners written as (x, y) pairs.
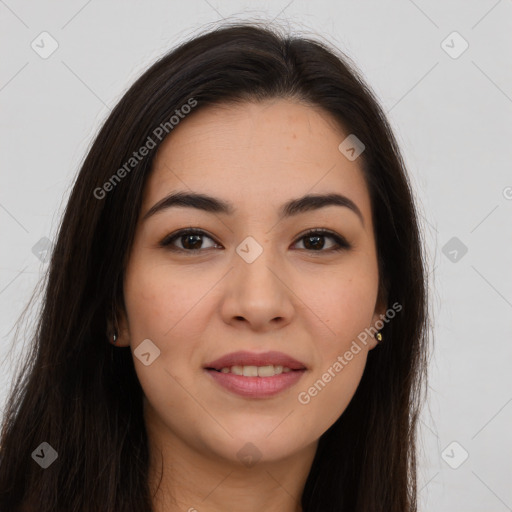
top-left (205, 368), bottom-right (306, 398)
top-left (203, 350), bottom-right (307, 371)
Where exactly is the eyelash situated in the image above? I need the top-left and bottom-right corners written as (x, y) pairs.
top-left (159, 228), bottom-right (351, 254)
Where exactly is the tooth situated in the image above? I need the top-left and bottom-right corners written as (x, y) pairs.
top-left (257, 365), bottom-right (275, 377)
top-left (231, 365), bottom-right (244, 375)
top-left (242, 365), bottom-right (259, 377)
top-left (214, 365), bottom-right (293, 376)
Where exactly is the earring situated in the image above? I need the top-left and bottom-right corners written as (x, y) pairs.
top-left (376, 331), bottom-right (383, 343)
top-left (109, 302), bottom-right (120, 344)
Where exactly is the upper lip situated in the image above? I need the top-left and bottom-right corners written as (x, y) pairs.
top-left (204, 351), bottom-right (307, 371)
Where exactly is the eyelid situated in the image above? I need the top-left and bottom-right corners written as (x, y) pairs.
top-left (159, 228), bottom-right (219, 251)
top-left (293, 228), bottom-right (351, 252)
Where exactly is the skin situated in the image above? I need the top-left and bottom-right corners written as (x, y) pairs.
top-left (113, 98), bottom-right (387, 512)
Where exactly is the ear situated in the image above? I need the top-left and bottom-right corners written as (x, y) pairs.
top-left (107, 302), bottom-right (131, 348)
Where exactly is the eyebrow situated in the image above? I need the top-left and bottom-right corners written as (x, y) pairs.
top-left (142, 190), bottom-right (365, 226)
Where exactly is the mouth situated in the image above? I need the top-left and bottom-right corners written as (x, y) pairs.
top-left (203, 351), bottom-right (308, 398)
top-left (204, 367), bottom-right (306, 398)
top-left (203, 350), bottom-right (308, 373)
top-left (205, 365), bottom-right (304, 377)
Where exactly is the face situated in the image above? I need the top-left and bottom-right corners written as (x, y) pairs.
top-left (116, 98), bottom-right (386, 468)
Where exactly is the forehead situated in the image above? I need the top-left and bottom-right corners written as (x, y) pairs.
top-left (143, 98), bottom-right (373, 225)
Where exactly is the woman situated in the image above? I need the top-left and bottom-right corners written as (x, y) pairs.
top-left (0, 21), bottom-right (430, 512)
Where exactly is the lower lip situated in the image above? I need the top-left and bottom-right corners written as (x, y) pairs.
top-left (205, 369), bottom-right (306, 398)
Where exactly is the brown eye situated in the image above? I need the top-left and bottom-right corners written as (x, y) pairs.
top-left (292, 229), bottom-right (351, 252)
top-left (159, 228), bottom-right (351, 255)
top-left (160, 229), bottom-right (219, 252)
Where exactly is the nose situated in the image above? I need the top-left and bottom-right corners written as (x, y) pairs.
top-left (219, 247), bottom-right (295, 332)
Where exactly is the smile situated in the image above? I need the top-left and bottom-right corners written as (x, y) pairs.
top-left (210, 364), bottom-right (296, 377)
top-left (205, 367), bottom-right (306, 398)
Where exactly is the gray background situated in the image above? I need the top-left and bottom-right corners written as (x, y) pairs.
top-left (1, 1), bottom-right (511, 510)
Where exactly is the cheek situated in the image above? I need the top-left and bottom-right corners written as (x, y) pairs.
top-left (123, 256), bottom-right (221, 400)
top-left (122, 259), bottom-right (207, 408)
top-left (123, 257), bottom-right (211, 340)
top-left (295, 349), bottom-right (367, 443)
top-left (292, 261), bottom-right (376, 434)
top-left (305, 258), bottom-right (379, 346)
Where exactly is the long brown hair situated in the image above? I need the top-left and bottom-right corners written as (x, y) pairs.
top-left (0, 21), bottom-right (430, 511)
